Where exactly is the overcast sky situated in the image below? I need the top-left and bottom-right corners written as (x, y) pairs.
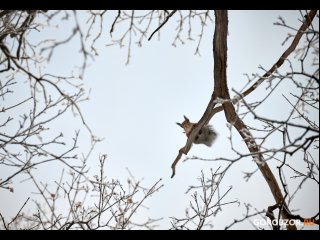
top-left (1, 10), bottom-right (318, 229)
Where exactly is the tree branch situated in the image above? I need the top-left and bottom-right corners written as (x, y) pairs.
top-left (148, 10), bottom-right (177, 41)
top-left (171, 90), bottom-right (218, 178)
top-left (240, 10), bottom-right (317, 98)
top-left (213, 10), bottom-right (297, 230)
top-left (266, 203), bottom-right (319, 227)
top-left (210, 10), bottom-right (318, 117)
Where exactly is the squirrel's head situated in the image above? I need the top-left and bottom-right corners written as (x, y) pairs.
top-left (176, 115), bottom-right (195, 136)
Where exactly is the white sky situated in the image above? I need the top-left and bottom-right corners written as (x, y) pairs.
top-left (0, 10), bottom-right (318, 229)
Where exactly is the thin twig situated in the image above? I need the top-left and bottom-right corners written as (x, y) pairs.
top-left (148, 10), bottom-right (177, 41)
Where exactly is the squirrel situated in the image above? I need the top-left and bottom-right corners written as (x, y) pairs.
top-left (176, 115), bottom-right (217, 147)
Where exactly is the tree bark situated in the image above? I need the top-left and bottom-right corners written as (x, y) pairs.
top-left (213, 10), bottom-right (296, 230)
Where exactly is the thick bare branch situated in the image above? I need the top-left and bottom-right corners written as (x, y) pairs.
top-left (212, 10), bottom-right (297, 230)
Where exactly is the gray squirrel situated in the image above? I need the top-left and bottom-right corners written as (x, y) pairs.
top-left (176, 115), bottom-right (217, 147)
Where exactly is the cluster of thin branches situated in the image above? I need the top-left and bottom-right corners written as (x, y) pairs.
top-left (234, 13), bottom-right (319, 227)
top-left (170, 168), bottom-right (237, 229)
top-left (0, 154), bottom-right (163, 230)
top-left (98, 10), bottom-right (213, 64)
top-left (0, 10), bottom-right (96, 194)
top-left (0, 10), bottom-right (166, 230)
